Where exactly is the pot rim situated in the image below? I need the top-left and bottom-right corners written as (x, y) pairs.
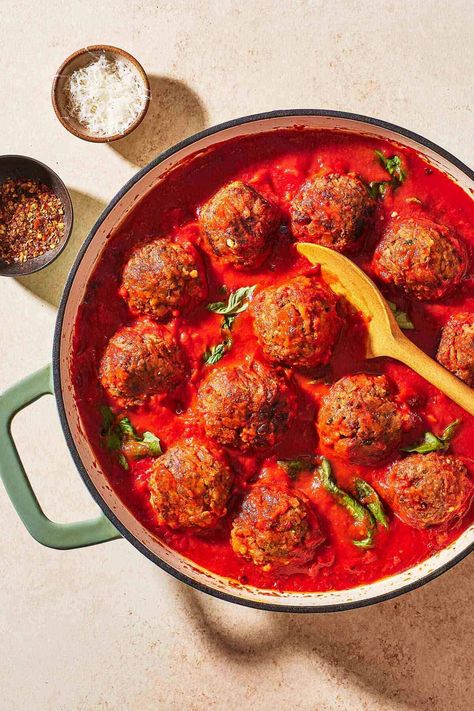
top-left (53, 109), bottom-right (474, 613)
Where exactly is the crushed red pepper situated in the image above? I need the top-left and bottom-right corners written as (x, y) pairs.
top-left (0, 178), bottom-right (65, 264)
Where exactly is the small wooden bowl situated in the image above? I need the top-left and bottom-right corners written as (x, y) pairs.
top-left (51, 45), bottom-right (150, 143)
top-left (0, 155), bottom-right (74, 276)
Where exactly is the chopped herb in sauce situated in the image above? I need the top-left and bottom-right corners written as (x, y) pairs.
top-left (375, 151), bottom-right (407, 183)
top-left (204, 285), bottom-right (255, 363)
top-left (203, 338), bottom-right (232, 365)
top-left (368, 150), bottom-right (407, 200)
top-left (278, 456), bottom-right (317, 479)
top-left (368, 180), bottom-right (391, 200)
top-left (100, 406), bottom-right (162, 468)
top-left (208, 285), bottom-right (256, 325)
top-left (387, 300), bottom-right (415, 330)
top-left (100, 405), bottom-right (121, 451)
top-left (315, 457), bottom-right (375, 548)
top-left (279, 457), bottom-right (382, 546)
top-left (117, 453), bottom-right (129, 471)
top-left (402, 419), bottom-right (461, 454)
top-left (355, 479), bottom-right (388, 528)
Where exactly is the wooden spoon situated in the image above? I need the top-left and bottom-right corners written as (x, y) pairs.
top-left (297, 242), bottom-right (474, 416)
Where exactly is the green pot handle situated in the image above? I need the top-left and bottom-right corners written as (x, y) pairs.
top-left (0, 365), bottom-right (121, 549)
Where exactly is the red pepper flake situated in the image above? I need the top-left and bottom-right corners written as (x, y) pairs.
top-left (0, 178), bottom-right (65, 264)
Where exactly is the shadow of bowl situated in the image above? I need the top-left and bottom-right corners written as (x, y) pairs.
top-left (109, 75), bottom-right (208, 167)
top-left (16, 189), bottom-right (107, 308)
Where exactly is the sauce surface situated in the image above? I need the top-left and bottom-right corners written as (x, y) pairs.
top-left (72, 129), bottom-right (474, 592)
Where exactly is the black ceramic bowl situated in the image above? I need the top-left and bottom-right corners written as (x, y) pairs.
top-left (0, 155), bottom-right (73, 276)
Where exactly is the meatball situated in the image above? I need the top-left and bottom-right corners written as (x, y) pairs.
top-left (251, 275), bottom-right (342, 368)
top-left (290, 172), bottom-right (374, 252)
top-left (387, 452), bottom-right (472, 529)
top-left (230, 484), bottom-right (324, 569)
top-left (436, 312), bottom-right (474, 387)
top-left (99, 320), bottom-right (186, 407)
top-left (198, 181), bottom-right (280, 269)
top-left (372, 218), bottom-right (467, 301)
top-left (148, 438), bottom-right (233, 529)
top-left (120, 238), bottom-right (207, 320)
top-left (197, 360), bottom-right (295, 451)
top-left (317, 374), bottom-right (405, 465)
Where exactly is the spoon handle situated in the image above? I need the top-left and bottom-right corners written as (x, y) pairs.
top-left (388, 333), bottom-right (474, 416)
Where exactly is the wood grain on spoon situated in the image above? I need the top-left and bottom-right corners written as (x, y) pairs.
top-left (297, 242), bottom-right (474, 416)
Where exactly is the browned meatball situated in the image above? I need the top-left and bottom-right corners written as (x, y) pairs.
top-left (386, 452), bottom-right (472, 529)
top-left (198, 181), bottom-right (280, 269)
top-left (230, 484), bottom-right (324, 570)
top-left (120, 238), bottom-right (207, 320)
top-left (372, 218), bottom-right (467, 301)
top-left (99, 320), bottom-right (186, 407)
top-left (197, 360), bottom-right (295, 451)
top-left (290, 173), bottom-right (374, 252)
top-left (251, 275), bottom-right (342, 368)
top-left (317, 374), bottom-right (406, 465)
top-left (436, 312), bottom-right (474, 386)
top-left (148, 438), bottom-right (233, 529)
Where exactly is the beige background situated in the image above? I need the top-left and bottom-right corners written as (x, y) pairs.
top-left (1, 1), bottom-right (473, 709)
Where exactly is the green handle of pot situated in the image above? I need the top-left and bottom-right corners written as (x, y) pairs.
top-left (0, 365), bottom-right (121, 549)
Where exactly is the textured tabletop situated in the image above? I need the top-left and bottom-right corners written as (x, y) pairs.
top-left (0, 2), bottom-right (473, 709)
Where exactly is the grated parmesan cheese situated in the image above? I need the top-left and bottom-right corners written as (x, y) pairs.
top-left (66, 54), bottom-right (148, 137)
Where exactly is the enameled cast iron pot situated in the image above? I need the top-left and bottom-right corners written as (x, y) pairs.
top-left (1, 110), bottom-right (474, 612)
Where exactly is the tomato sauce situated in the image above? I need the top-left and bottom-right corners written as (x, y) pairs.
top-left (72, 129), bottom-right (474, 592)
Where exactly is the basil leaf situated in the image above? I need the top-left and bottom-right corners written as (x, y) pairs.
top-left (353, 531), bottom-right (375, 549)
top-left (100, 406), bottom-right (162, 465)
top-left (375, 150), bottom-right (407, 183)
top-left (441, 419), bottom-right (461, 443)
top-left (118, 417), bottom-right (137, 439)
top-left (370, 151), bottom-right (407, 200)
top-left (100, 404), bottom-right (115, 434)
top-left (402, 432), bottom-right (442, 454)
top-left (401, 419), bottom-right (461, 454)
top-left (118, 417), bottom-right (162, 456)
top-left (278, 456), bottom-right (316, 479)
top-left (142, 431), bottom-right (163, 456)
top-left (118, 418), bottom-right (163, 459)
top-left (368, 180), bottom-right (390, 200)
top-left (207, 285), bottom-right (256, 316)
top-left (203, 338), bottom-right (232, 365)
top-left (207, 285), bottom-right (256, 342)
top-left (316, 457), bottom-right (375, 548)
top-left (104, 431), bottom-right (121, 451)
top-left (100, 405), bottom-right (121, 451)
top-left (355, 479), bottom-right (388, 528)
top-left (387, 301), bottom-right (415, 330)
top-left (222, 314), bottom-right (236, 331)
top-left (117, 453), bottom-right (129, 471)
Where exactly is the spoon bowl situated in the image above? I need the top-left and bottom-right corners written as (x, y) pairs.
top-left (297, 242), bottom-right (474, 416)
